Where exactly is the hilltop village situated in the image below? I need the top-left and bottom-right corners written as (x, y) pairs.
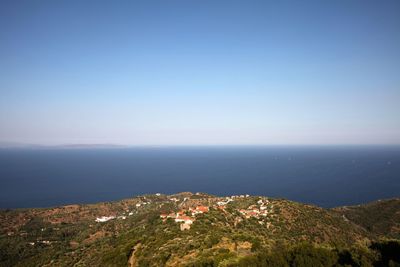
top-left (2, 192), bottom-right (277, 247)
top-left (1, 192), bottom-right (400, 266)
top-left (93, 193), bottom-right (275, 231)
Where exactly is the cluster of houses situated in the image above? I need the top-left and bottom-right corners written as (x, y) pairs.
top-left (216, 197), bottom-right (234, 210)
top-left (94, 194), bottom-right (180, 223)
top-left (95, 194), bottom-right (270, 228)
top-left (217, 194), bottom-right (249, 208)
top-left (160, 205), bottom-right (210, 230)
top-left (239, 199), bottom-right (270, 219)
top-left (95, 196), bottom-right (157, 223)
top-left (95, 208), bottom-right (136, 223)
top-left (95, 213), bottom-right (134, 222)
top-left (135, 201), bottom-right (150, 208)
top-left (232, 194), bottom-right (250, 198)
top-left (159, 196), bottom-right (273, 230)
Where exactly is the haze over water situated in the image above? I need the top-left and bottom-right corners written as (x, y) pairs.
top-left (1, 146), bottom-right (399, 209)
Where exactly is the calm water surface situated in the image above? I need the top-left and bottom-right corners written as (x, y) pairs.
top-left (0, 146), bottom-right (399, 208)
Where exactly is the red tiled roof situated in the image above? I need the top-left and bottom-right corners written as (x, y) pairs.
top-left (177, 215), bottom-right (193, 221)
top-left (196, 206), bottom-right (209, 212)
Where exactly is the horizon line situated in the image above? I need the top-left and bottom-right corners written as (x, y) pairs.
top-left (1, 142), bottom-right (400, 149)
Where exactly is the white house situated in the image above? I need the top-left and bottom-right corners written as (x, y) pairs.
top-left (95, 216), bottom-right (116, 222)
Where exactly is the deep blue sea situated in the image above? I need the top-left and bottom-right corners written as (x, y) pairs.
top-left (0, 146), bottom-right (399, 209)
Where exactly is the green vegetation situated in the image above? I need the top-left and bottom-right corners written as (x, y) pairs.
top-left (332, 198), bottom-right (400, 239)
top-left (1, 193), bottom-right (399, 266)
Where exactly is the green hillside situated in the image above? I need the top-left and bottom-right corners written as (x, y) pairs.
top-left (332, 198), bottom-right (400, 239)
top-left (1, 193), bottom-right (399, 266)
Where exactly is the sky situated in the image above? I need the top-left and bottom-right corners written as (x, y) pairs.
top-left (0, 0), bottom-right (399, 145)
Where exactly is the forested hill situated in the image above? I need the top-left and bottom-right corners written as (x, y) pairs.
top-left (1, 193), bottom-right (399, 266)
top-left (332, 198), bottom-right (400, 239)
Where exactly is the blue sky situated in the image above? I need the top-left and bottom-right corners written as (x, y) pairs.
top-left (0, 0), bottom-right (399, 145)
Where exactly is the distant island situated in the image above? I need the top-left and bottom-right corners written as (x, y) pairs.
top-left (0, 142), bottom-right (129, 149)
top-left (1, 192), bottom-right (399, 266)
top-left (54, 144), bottom-right (129, 149)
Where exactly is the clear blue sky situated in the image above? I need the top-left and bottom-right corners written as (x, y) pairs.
top-left (1, 0), bottom-right (399, 145)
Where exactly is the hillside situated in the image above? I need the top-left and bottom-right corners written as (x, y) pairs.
top-left (332, 198), bottom-right (400, 239)
top-left (1, 193), bottom-right (399, 266)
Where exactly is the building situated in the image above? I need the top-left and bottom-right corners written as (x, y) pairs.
top-left (95, 216), bottom-right (115, 222)
top-left (195, 205), bottom-right (209, 213)
top-left (175, 215), bottom-right (193, 224)
top-left (190, 205), bottom-right (209, 215)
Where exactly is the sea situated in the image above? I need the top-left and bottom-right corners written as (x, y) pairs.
top-left (0, 146), bottom-right (399, 209)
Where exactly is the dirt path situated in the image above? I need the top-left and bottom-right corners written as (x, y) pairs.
top-left (128, 243), bottom-right (141, 267)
